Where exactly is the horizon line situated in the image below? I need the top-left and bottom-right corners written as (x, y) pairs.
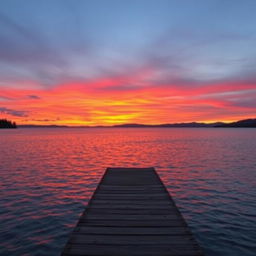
top-left (15, 117), bottom-right (256, 128)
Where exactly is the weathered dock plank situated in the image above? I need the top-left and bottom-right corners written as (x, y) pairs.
top-left (62, 167), bottom-right (204, 256)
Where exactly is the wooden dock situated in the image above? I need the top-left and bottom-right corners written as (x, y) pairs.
top-left (62, 167), bottom-right (204, 256)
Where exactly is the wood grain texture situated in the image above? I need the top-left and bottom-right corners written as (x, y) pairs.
top-left (61, 167), bottom-right (204, 256)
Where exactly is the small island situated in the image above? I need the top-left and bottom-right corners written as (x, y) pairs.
top-left (0, 119), bottom-right (17, 129)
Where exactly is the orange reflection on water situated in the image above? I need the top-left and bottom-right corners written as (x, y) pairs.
top-left (1, 128), bottom-right (256, 256)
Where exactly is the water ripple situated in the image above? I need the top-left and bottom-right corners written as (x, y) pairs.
top-left (0, 128), bottom-right (256, 256)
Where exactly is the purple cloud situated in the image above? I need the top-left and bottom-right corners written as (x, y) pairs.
top-left (27, 95), bottom-right (41, 99)
top-left (0, 107), bottom-right (28, 117)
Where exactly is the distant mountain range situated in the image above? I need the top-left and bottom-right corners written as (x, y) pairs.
top-left (215, 118), bottom-right (256, 128)
top-left (18, 118), bottom-right (256, 128)
top-left (112, 122), bottom-right (225, 128)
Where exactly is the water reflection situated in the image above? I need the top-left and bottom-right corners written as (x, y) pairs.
top-left (0, 128), bottom-right (256, 256)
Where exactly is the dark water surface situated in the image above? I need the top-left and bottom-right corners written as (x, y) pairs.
top-left (0, 128), bottom-right (255, 256)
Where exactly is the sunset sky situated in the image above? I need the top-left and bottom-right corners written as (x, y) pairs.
top-left (0, 0), bottom-right (256, 125)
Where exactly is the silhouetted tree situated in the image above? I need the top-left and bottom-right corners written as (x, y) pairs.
top-left (0, 119), bottom-right (17, 128)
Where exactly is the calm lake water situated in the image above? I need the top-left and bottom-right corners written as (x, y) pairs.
top-left (0, 128), bottom-right (255, 256)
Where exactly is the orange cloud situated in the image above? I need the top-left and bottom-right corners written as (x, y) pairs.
top-left (1, 73), bottom-right (256, 126)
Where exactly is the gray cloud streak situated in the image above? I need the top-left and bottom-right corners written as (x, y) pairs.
top-left (0, 107), bottom-right (28, 117)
